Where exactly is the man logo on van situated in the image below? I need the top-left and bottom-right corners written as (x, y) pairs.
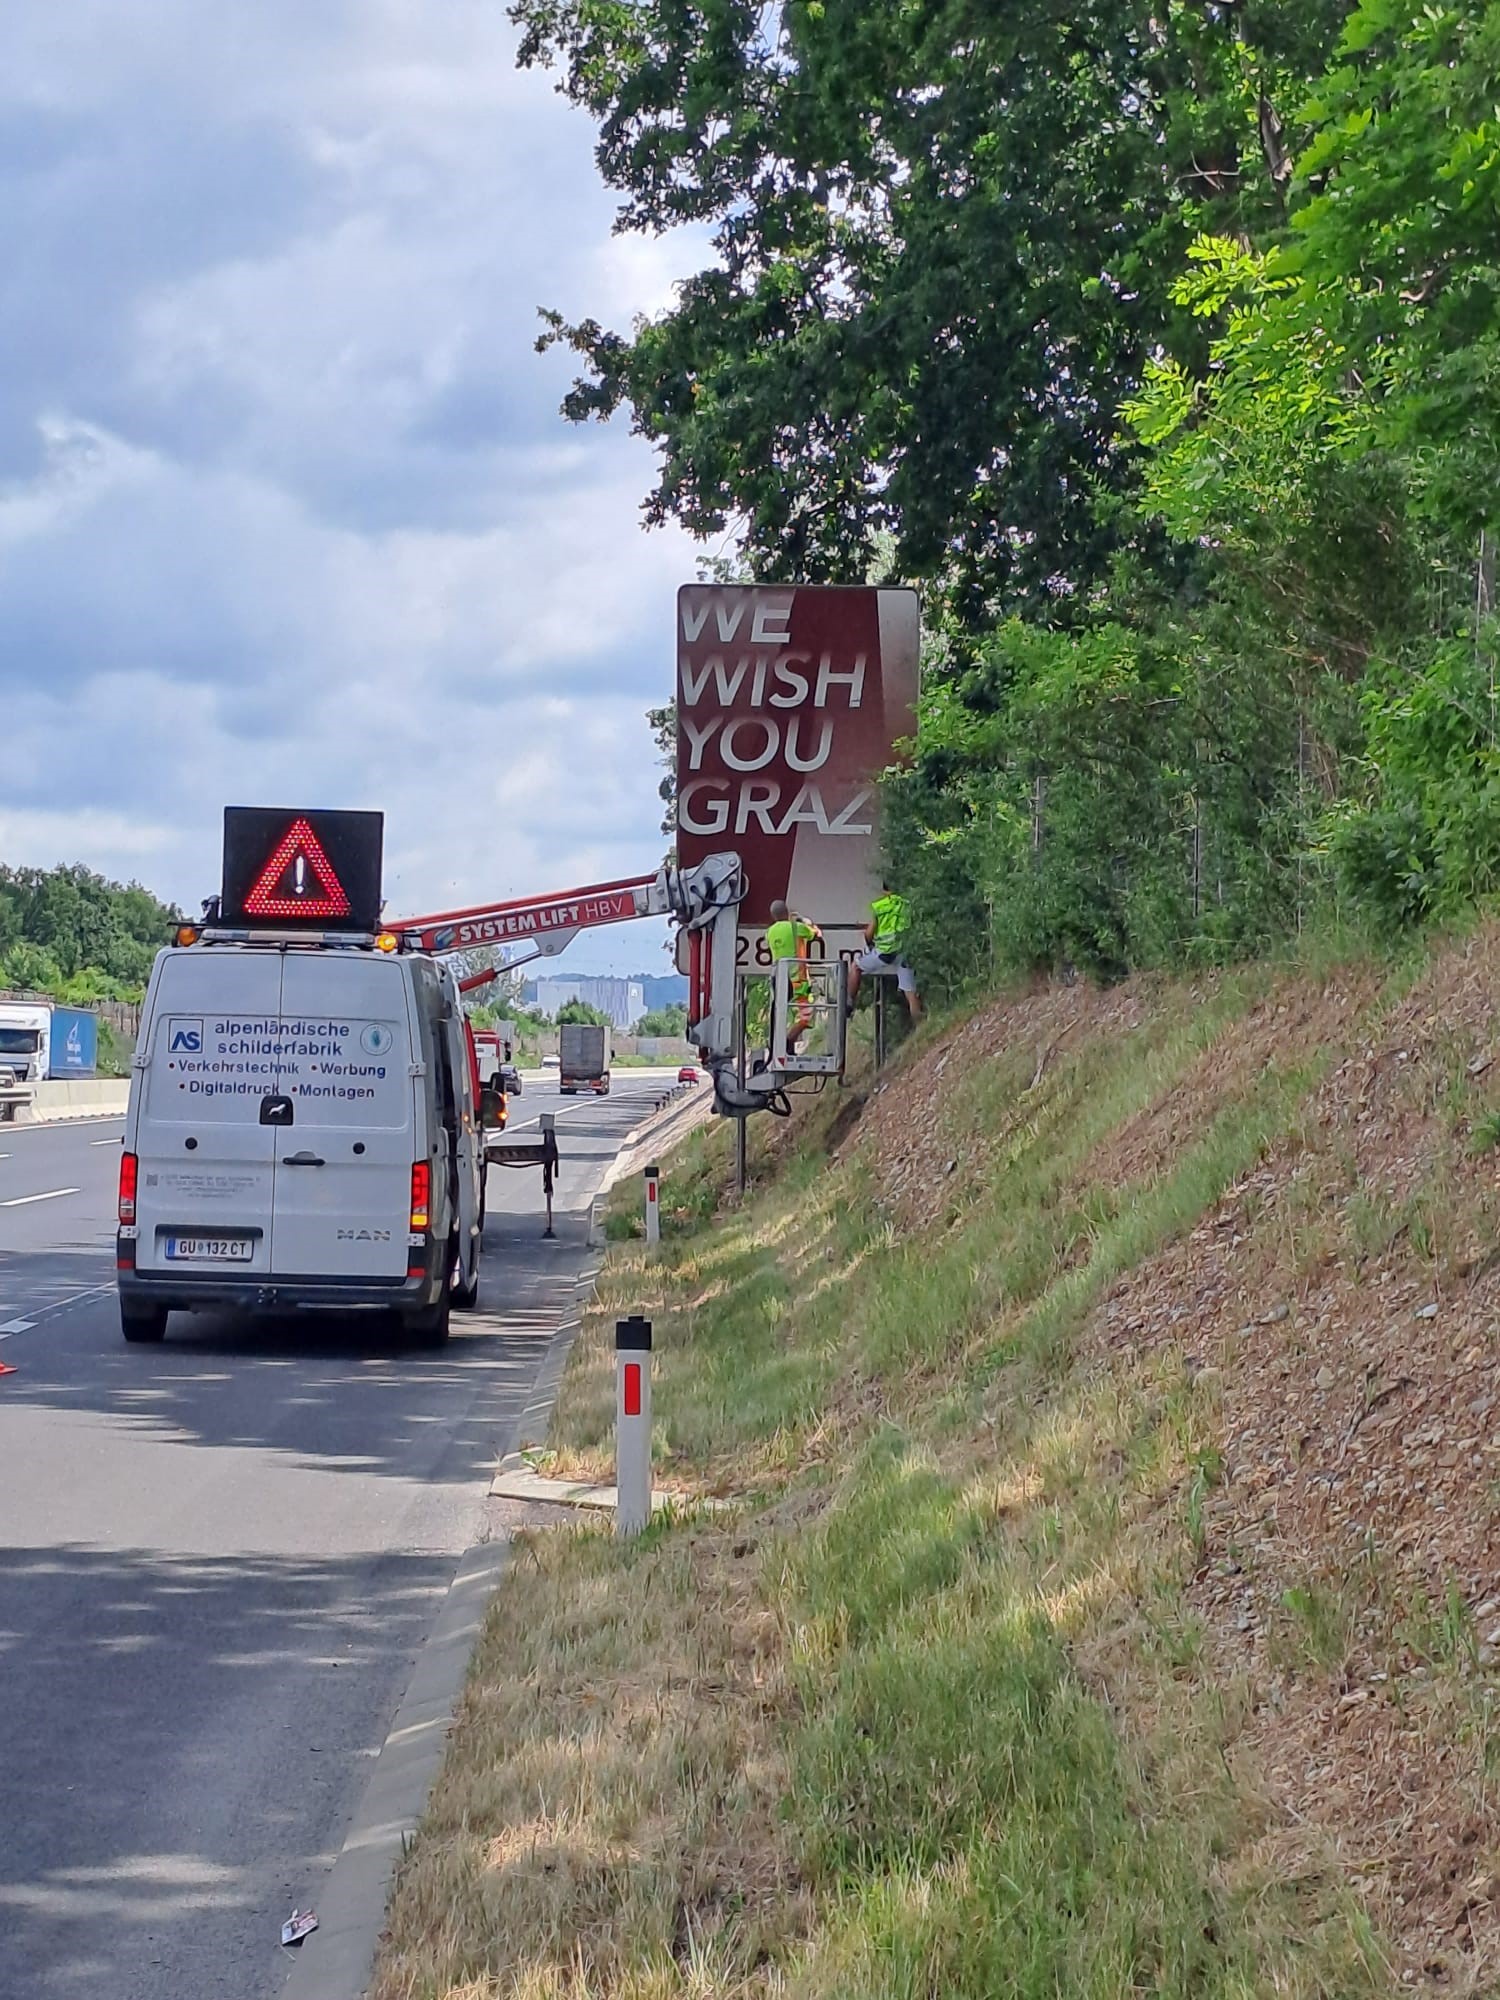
top-left (169, 1020), bottom-right (204, 1054)
top-left (338, 1228), bottom-right (391, 1242)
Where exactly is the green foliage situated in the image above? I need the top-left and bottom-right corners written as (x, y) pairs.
top-left (646, 699), bottom-right (676, 844)
top-left (1288, 0), bottom-right (1500, 539)
top-left (0, 864), bottom-right (179, 1000)
top-left (634, 1002), bottom-right (688, 1037)
top-left (542, 0), bottom-right (1500, 990)
top-left (887, 607), bottom-right (1338, 990)
top-left (555, 998), bottom-right (612, 1027)
top-left (512, 0), bottom-right (1344, 618)
top-left (1328, 633), bottom-right (1500, 927)
top-left (1115, 0), bottom-right (1500, 938)
top-left (471, 1001), bottom-right (551, 1032)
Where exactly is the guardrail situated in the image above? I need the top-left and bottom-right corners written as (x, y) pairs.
top-left (602, 1077), bottom-right (712, 1197)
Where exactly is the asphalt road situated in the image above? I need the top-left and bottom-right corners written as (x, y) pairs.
top-left (0, 1071), bottom-right (686, 2000)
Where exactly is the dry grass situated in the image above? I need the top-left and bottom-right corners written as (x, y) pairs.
top-left (373, 1524), bottom-right (807, 2000)
top-left (374, 927), bottom-right (1500, 2000)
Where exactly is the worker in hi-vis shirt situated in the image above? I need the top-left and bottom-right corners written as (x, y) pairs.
top-left (766, 898), bottom-right (821, 1051)
top-left (846, 884), bottom-right (922, 1023)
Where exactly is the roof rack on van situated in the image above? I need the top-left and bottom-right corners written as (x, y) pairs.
top-left (193, 925), bottom-right (389, 951)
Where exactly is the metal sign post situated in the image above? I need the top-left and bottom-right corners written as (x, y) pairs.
top-left (733, 981), bottom-right (748, 1196)
top-left (644, 1163), bottom-right (660, 1249)
top-left (615, 1315), bottom-right (653, 1536)
top-left (540, 1112), bottom-right (558, 1239)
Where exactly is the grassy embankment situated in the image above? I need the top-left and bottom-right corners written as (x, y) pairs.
top-left (374, 923), bottom-right (1500, 1998)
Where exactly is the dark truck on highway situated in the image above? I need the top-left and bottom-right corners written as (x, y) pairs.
top-left (558, 1021), bottom-right (611, 1095)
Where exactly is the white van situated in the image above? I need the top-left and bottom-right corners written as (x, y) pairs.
top-left (117, 936), bottom-right (483, 1345)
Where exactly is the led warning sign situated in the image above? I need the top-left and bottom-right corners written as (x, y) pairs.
top-left (245, 819), bottom-right (350, 919)
top-left (221, 808), bottom-right (384, 932)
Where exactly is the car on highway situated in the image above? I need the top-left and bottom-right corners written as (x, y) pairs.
top-left (677, 1064), bottom-right (700, 1083)
top-left (542, 1053), bottom-right (560, 1068)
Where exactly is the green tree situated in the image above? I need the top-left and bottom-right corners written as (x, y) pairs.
top-left (1125, 0), bottom-right (1500, 930)
top-left (556, 998), bottom-right (612, 1027)
top-left (513, 0), bottom-right (1345, 625)
top-left (522, 0), bottom-right (1500, 983)
top-left (634, 1002), bottom-right (688, 1036)
top-left (0, 864), bottom-right (180, 997)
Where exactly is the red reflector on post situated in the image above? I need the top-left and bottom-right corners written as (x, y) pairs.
top-left (410, 1160), bottom-right (431, 1232)
top-left (118, 1152), bottom-right (138, 1226)
top-left (623, 1361), bottom-right (642, 1418)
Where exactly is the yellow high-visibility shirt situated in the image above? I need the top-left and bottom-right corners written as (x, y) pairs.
top-left (870, 893), bottom-right (910, 952)
top-left (766, 916), bottom-right (816, 961)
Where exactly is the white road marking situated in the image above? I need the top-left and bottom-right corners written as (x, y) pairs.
top-left (0, 1319), bottom-right (35, 1335)
top-left (0, 1116), bottom-right (124, 1139)
top-left (90, 1138), bottom-right (120, 1147)
top-left (0, 1187), bottom-right (81, 1207)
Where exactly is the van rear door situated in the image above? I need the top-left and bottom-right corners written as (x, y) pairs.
top-left (268, 952), bottom-right (414, 1280)
top-left (133, 950), bottom-right (282, 1278)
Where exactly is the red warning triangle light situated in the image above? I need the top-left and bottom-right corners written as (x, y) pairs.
top-left (243, 817), bottom-right (352, 921)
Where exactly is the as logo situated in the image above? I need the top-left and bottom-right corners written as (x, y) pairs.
top-left (168, 1020), bottom-right (204, 1054)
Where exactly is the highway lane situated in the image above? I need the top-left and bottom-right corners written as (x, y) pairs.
top-left (0, 1116), bottom-right (125, 1329)
top-left (0, 1072), bottom-right (685, 2000)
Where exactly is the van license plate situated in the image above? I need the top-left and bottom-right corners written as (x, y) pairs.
top-left (165, 1236), bottom-right (253, 1262)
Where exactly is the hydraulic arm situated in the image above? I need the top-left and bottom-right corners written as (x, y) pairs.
top-left (392, 853), bottom-right (786, 1115)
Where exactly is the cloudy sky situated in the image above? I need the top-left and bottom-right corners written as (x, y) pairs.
top-left (0, 0), bottom-right (701, 973)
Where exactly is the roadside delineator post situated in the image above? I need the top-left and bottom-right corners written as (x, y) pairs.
top-left (586, 1194), bottom-right (600, 1249)
top-left (644, 1162), bottom-right (660, 1250)
top-left (615, 1314), bottom-right (653, 1536)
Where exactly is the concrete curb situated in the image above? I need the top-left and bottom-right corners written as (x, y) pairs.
top-left (19, 1105), bottom-right (128, 1126)
top-left (277, 1535), bottom-right (513, 2000)
top-left (490, 1465), bottom-right (732, 1514)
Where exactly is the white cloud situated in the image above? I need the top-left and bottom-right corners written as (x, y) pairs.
top-left (0, 0), bottom-right (703, 970)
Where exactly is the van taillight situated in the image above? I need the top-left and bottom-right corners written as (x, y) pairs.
top-left (410, 1161), bottom-right (431, 1233)
top-left (118, 1151), bottom-right (138, 1226)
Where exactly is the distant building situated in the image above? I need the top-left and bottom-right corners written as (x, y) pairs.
top-left (635, 972), bottom-right (689, 1012)
top-left (528, 976), bottom-right (646, 1030)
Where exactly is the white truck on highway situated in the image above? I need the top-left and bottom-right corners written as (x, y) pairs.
top-left (0, 1001), bottom-right (52, 1119)
top-left (558, 1021), bottom-right (611, 1095)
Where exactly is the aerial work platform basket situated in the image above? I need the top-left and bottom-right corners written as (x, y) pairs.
top-left (766, 957), bottom-right (846, 1079)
